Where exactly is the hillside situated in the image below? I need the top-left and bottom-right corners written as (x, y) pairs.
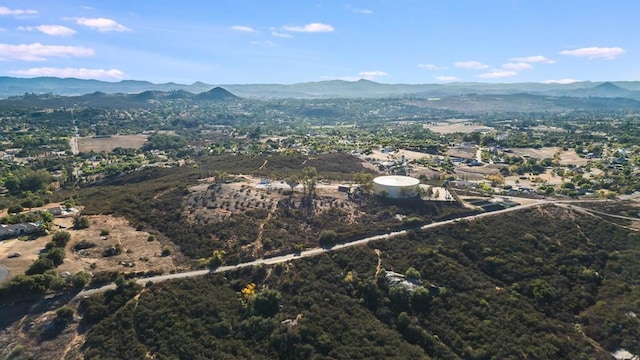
top-left (2, 205), bottom-right (638, 359)
top-left (3, 76), bottom-right (640, 99)
top-left (3, 87), bottom-right (640, 113)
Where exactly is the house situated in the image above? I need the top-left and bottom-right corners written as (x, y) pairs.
top-left (0, 222), bottom-right (41, 240)
top-left (47, 207), bottom-right (79, 218)
top-left (384, 271), bottom-right (422, 291)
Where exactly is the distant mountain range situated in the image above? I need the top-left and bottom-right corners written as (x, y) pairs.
top-left (1, 76), bottom-right (640, 100)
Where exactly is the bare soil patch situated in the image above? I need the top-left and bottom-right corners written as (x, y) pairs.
top-left (504, 168), bottom-right (564, 188)
top-left (76, 135), bottom-right (148, 153)
top-left (0, 237), bottom-right (46, 282)
top-left (454, 164), bottom-right (500, 180)
top-left (508, 147), bottom-right (560, 159)
top-left (0, 215), bottom-right (176, 283)
top-left (57, 215), bottom-right (176, 276)
top-left (369, 149), bottom-right (433, 162)
top-left (507, 147), bottom-right (589, 166)
top-left (423, 122), bottom-right (494, 134)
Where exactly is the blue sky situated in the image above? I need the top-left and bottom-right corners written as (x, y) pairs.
top-left (0, 0), bottom-right (637, 84)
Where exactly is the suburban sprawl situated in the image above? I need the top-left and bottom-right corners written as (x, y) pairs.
top-left (0, 78), bottom-right (639, 360)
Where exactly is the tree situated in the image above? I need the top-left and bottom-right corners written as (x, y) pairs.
top-left (302, 166), bottom-right (317, 198)
top-left (405, 267), bottom-right (421, 280)
top-left (142, 133), bottom-right (187, 151)
top-left (20, 169), bottom-right (51, 193)
top-left (253, 289), bottom-right (282, 317)
top-left (52, 231), bottom-right (71, 248)
top-left (397, 312), bottom-right (410, 330)
top-left (286, 175), bottom-right (299, 193)
top-left (425, 186), bottom-right (434, 199)
top-left (7, 205), bottom-right (23, 214)
top-left (3, 177), bottom-right (21, 195)
top-left (161, 246), bottom-right (172, 257)
top-left (70, 272), bottom-right (90, 289)
top-left (26, 258), bottom-right (55, 275)
top-left (318, 229), bottom-right (338, 246)
top-left (210, 250), bottom-right (226, 267)
top-left (214, 171), bottom-right (229, 184)
top-left (73, 215), bottom-right (90, 229)
top-left (353, 172), bottom-right (374, 194)
top-left (45, 247), bottom-right (66, 266)
top-left (55, 306), bottom-right (75, 327)
top-left (410, 286), bottom-right (431, 312)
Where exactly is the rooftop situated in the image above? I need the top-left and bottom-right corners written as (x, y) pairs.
top-left (373, 175), bottom-right (420, 187)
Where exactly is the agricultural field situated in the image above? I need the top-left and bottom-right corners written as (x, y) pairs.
top-left (74, 134), bottom-right (148, 154)
top-left (423, 121), bottom-right (494, 134)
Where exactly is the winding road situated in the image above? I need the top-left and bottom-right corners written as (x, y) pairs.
top-left (78, 198), bottom-right (633, 298)
top-left (77, 199), bottom-right (548, 297)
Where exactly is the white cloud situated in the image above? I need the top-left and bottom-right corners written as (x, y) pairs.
top-left (272, 31), bottom-right (293, 38)
top-left (560, 47), bottom-right (625, 60)
top-left (230, 25), bottom-right (257, 33)
top-left (18, 25), bottom-right (76, 36)
top-left (283, 23), bottom-right (334, 33)
top-left (359, 71), bottom-right (387, 79)
top-left (72, 17), bottom-right (130, 32)
top-left (250, 40), bottom-right (277, 47)
top-left (418, 63), bottom-right (447, 70)
top-left (435, 76), bottom-right (459, 82)
top-left (0, 43), bottom-right (94, 61)
top-left (454, 60), bottom-right (489, 70)
top-left (325, 70), bottom-right (388, 81)
top-left (9, 67), bottom-right (126, 80)
top-left (0, 6), bottom-right (38, 16)
top-left (345, 5), bottom-right (373, 14)
top-left (509, 55), bottom-right (556, 64)
top-left (544, 79), bottom-right (580, 84)
top-left (478, 70), bottom-right (517, 79)
top-left (502, 62), bottom-right (533, 71)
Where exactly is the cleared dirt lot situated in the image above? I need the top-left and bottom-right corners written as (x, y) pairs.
top-left (423, 122), bottom-right (494, 134)
top-left (368, 149), bottom-right (434, 162)
top-left (57, 215), bottom-right (176, 275)
top-left (508, 147), bottom-right (589, 166)
top-left (454, 164), bottom-right (501, 180)
top-left (75, 134), bottom-right (148, 153)
top-left (0, 215), bottom-right (176, 283)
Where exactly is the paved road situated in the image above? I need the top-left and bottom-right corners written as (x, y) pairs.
top-left (0, 265), bottom-right (8, 283)
top-left (76, 199), bottom-right (546, 298)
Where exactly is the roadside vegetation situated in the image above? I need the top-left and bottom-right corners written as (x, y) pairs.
top-left (79, 206), bottom-right (639, 359)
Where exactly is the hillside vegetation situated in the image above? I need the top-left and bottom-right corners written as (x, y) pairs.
top-left (79, 206), bottom-right (640, 359)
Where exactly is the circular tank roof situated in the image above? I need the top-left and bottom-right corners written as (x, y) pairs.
top-left (373, 175), bottom-right (420, 187)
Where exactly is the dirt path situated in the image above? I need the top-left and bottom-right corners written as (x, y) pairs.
top-left (153, 186), bottom-right (177, 200)
top-left (259, 160), bottom-right (268, 170)
top-left (291, 313), bottom-right (303, 326)
top-left (374, 249), bottom-right (382, 280)
top-left (59, 330), bottom-right (85, 360)
top-left (253, 205), bottom-right (276, 258)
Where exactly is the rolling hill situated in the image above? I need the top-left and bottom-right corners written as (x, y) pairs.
top-left (2, 76), bottom-right (640, 100)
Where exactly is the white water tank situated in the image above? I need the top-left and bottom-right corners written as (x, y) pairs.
top-left (373, 175), bottom-right (420, 199)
